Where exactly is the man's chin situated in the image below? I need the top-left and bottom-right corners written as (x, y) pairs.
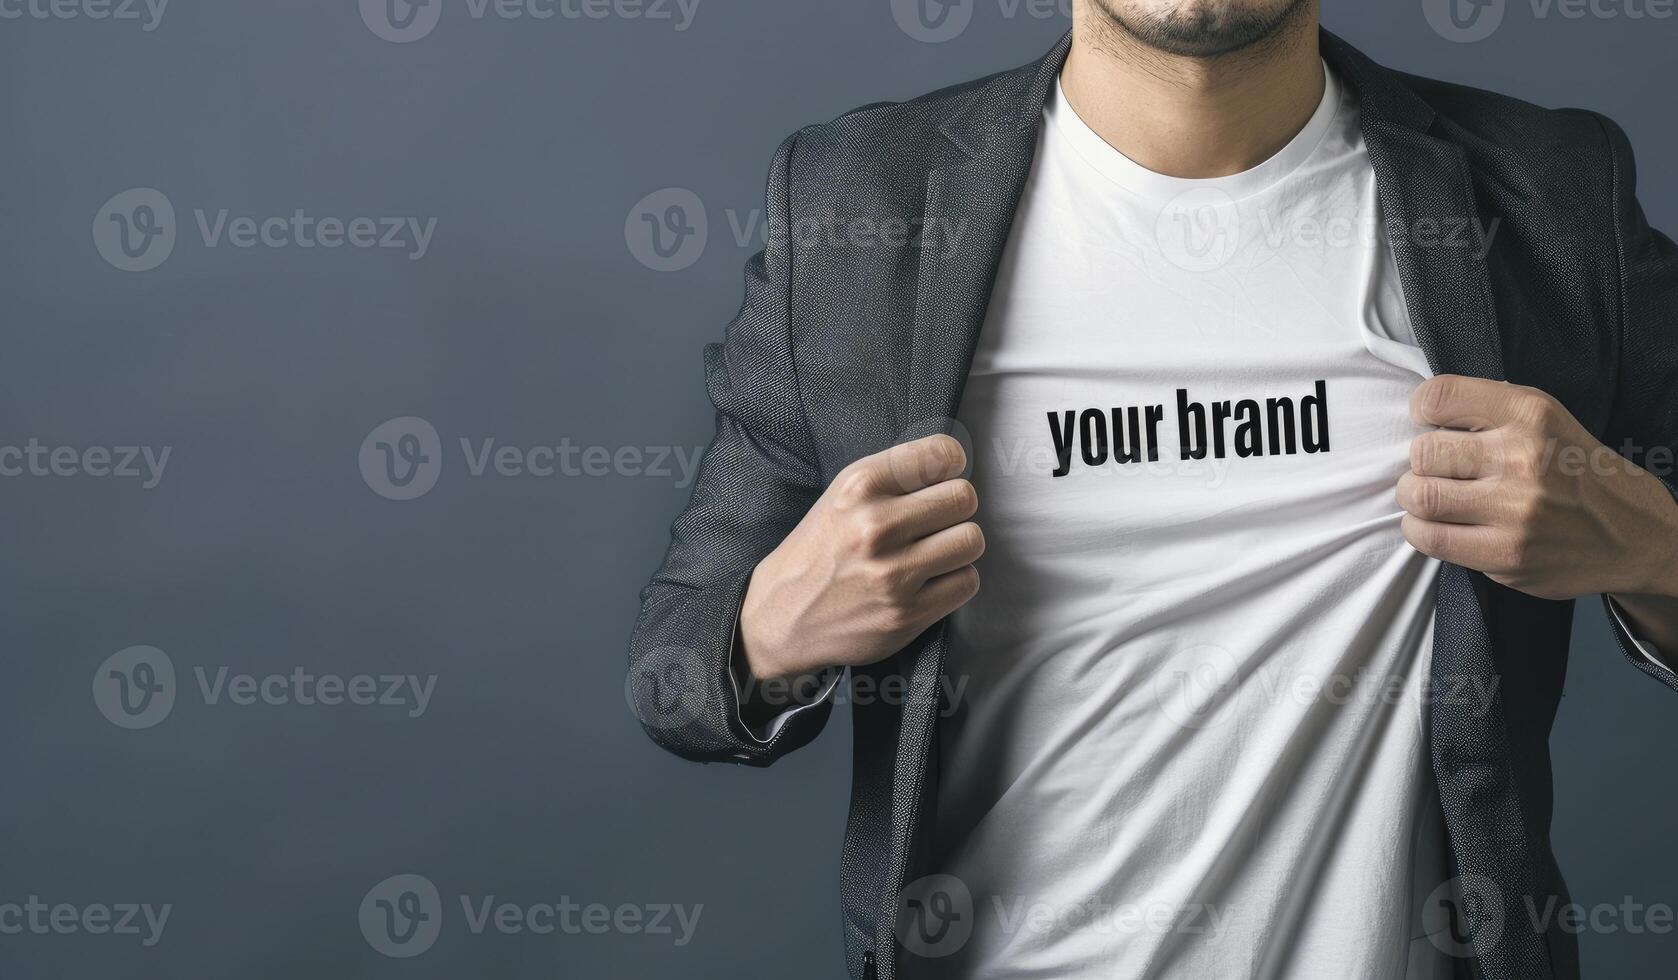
top-left (1098, 0), bottom-right (1310, 58)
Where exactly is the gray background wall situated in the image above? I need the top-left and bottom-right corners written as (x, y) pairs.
top-left (1, 0), bottom-right (1674, 976)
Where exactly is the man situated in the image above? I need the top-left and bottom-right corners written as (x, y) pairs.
top-left (628, 2), bottom-right (1678, 978)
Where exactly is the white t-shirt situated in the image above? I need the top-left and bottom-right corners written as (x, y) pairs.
top-left (905, 67), bottom-right (1459, 979)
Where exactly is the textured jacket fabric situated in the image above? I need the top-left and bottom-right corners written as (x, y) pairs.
top-left (628, 29), bottom-right (1678, 980)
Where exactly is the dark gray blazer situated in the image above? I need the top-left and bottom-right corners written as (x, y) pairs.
top-left (628, 29), bottom-right (1678, 980)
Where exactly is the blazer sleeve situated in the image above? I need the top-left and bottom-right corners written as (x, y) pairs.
top-left (1595, 112), bottom-right (1678, 691)
top-left (626, 131), bottom-right (836, 765)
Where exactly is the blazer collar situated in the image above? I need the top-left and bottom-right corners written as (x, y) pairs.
top-left (919, 25), bottom-right (1504, 391)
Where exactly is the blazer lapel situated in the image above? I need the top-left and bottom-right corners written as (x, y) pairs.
top-left (1326, 31), bottom-right (1551, 980)
top-left (875, 36), bottom-right (1069, 980)
top-left (902, 31), bottom-right (1070, 434)
top-left (1362, 122), bottom-right (1505, 382)
top-left (1324, 31), bottom-right (1503, 381)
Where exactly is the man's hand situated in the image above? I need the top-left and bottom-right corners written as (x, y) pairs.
top-left (738, 433), bottom-right (984, 686)
top-left (1397, 375), bottom-right (1678, 606)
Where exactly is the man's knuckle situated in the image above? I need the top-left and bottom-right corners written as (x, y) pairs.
top-left (885, 593), bottom-right (924, 630)
top-left (1512, 388), bottom-right (1555, 428)
top-left (867, 557), bottom-right (904, 590)
top-left (852, 515), bottom-right (890, 554)
top-left (1501, 532), bottom-right (1530, 572)
top-left (1511, 490), bottom-right (1545, 531)
top-left (1418, 376), bottom-right (1454, 419)
top-left (1507, 441), bottom-right (1543, 479)
top-left (1404, 517), bottom-right (1442, 556)
top-left (1404, 478), bottom-right (1442, 519)
top-left (834, 466), bottom-right (871, 500)
top-left (1411, 434), bottom-right (1438, 472)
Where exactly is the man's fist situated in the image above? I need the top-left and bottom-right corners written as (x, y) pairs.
top-left (738, 434), bottom-right (985, 685)
top-left (1398, 374), bottom-right (1677, 602)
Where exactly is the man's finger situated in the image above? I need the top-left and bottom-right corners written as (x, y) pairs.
top-left (877, 477), bottom-right (979, 544)
top-left (914, 564), bottom-right (981, 619)
top-left (1400, 513), bottom-right (1504, 567)
top-left (1410, 375), bottom-right (1522, 431)
top-left (901, 521), bottom-right (986, 583)
top-left (1409, 428), bottom-right (1499, 479)
top-left (846, 434), bottom-right (967, 497)
top-left (1396, 472), bottom-right (1502, 525)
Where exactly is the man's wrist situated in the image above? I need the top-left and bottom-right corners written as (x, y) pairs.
top-left (1622, 468), bottom-right (1678, 598)
top-left (730, 627), bottom-right (835, 734)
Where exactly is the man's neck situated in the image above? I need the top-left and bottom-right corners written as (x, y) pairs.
top-left (1060, 2), bottom-right (1324, 180)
